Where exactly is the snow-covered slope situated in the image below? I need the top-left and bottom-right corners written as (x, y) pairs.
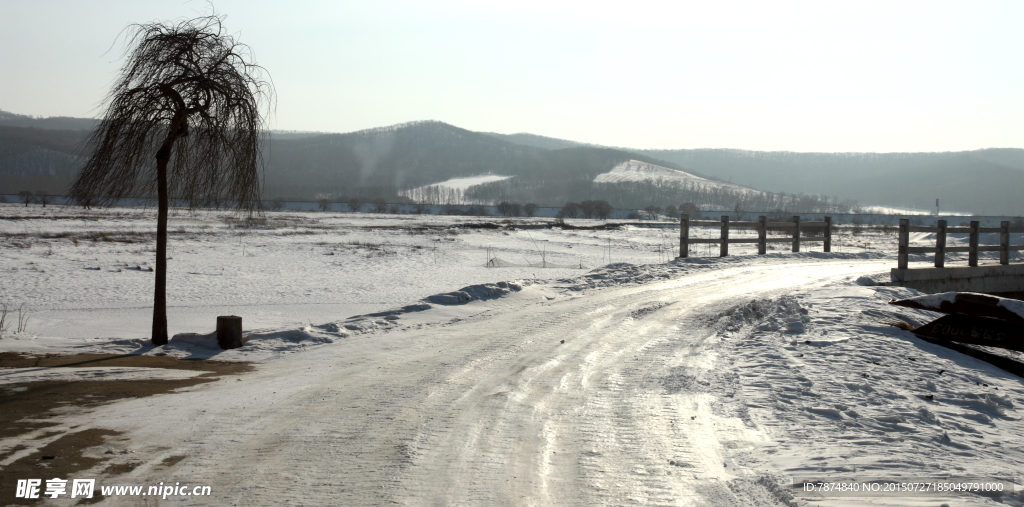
top-left (398, 175), bottom-right (512, 203)
top-left (408, 174), bottom-right (511, 192)
top-left (593, 159), bottom-right (759, 194)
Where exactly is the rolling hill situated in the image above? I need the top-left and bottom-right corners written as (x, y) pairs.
top-left (2, 108), bottom-right (1022, 214)
top-left (639, 148), bottom-right (1024, 215)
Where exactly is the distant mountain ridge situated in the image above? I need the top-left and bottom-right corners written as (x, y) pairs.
top-left (0, 109), bottom-right (98, 131)
top-left (483, 132), bottom-right (587, 151)
top-left (485, 133), bottom-right (1024, 214)
top-left (639, 148), bottom-right (1024, 215)
top-left (1, 108), bottom-right (1022, 214)
top-left (260, 120), bottom-right (686, 202)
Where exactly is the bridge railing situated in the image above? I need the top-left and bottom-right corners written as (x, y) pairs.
top-left (679, 215), bottom-right (832, 258)
top-left (897, 219), bottom-right (1024, 269)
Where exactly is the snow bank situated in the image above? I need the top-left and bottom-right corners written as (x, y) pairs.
top-left (164, 327), bottom-right (341, 360)
top-left (0, 281), bottom-right (530, 362)
top-left (1000, 298), bottom-right (1024, 321)
top-left (713, 282), bottom-right (1024, 495)
top-left (426, 281), bottom-right (523, 305)
top-left (560, 251), bottom-right (887, 291)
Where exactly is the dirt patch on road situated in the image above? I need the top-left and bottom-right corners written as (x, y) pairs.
top-left (0, 352), bottom-right (254, 372)
top-left (1, 352), bottom-right (252, 438)
top-left (0, 353), bottom-right (253, 503)
top-left (0, 428), bottom-right (120, 504)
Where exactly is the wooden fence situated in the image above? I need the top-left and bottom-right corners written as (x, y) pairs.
top-left (897, 219), bottom-right (1024, 269)
top-left (679, 215), bottom-right (832, 258)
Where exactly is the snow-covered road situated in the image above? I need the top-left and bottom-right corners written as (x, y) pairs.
top-left (70, 259), bottom-right (896, 506)
top-left (6, 207), bottom-right (1024, 505)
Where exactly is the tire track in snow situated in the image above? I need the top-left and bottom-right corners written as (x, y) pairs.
top-left (89, 260), bottom-right (887, 506)
top-left (391, 261), bottom-right (886, 506)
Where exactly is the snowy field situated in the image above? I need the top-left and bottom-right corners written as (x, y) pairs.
top-left (3, 203), bottom-right (1024, 506)
top-left (0, 202), bottom-right (921, 350)
top-left (0, 203), bottom-right (713, 348)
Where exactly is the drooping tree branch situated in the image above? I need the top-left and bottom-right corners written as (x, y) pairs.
top-left (69, 14), bottom-right (275, 213)
top-left (68, 13), bottom-right (274, 345)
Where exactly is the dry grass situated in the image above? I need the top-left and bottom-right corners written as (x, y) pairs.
top-left (0, 302), bottom-right (30, 335)
top-left (1, 230), bottom-right (153, 245)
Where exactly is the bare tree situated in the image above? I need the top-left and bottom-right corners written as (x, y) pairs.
top-left (558, 202), bottom-right (580, 219)
top-left (68, 14), bottom-right (274, 345)
top-left (35, 191), bottom-right (52, 207)
top-left (496, 201), bottom-right (514, 217)
top-left (74, 193), bottom-right (97, 209)
top-left (593, 200), bottom-right (613, 220)
top-left (18, 190), bottom-right (34, 207)
top-left (318, 197), bottom-right (332, 212)
top-left (679, 202), bottom-right (701, 219)
top-left (579, 200), bottom-right (597, 219)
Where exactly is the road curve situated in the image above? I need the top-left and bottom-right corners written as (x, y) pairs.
top-left (95, 260), bottom-right (888, 506)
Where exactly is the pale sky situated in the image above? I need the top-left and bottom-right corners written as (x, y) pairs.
top-left (2, 0), bottom-right (1022, 152)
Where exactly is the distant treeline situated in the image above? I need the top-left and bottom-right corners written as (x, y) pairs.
top-left (401, 185), bottom-right (465, 205)
top-left (0, 124), bottom-right (88, 194)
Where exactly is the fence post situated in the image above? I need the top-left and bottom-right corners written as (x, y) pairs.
top-left (1000, 220), bottom-right (1010, 265)
top-left (679, 214), bottom-right (689, 258)
top-left (898, 218), bottom-right (909, 269)
top-left (720, 216), bottom-right (729, 257)
top-left (935, 219), bottom-right (947, 268)
top-left (969, 220), bottom-right (979, 267)
top-left (823, 216), bottom-right (832, 252)
top-left (758, 215), bottom-right (767, 255)
top-left (791, 216), bottom-right (800, 253)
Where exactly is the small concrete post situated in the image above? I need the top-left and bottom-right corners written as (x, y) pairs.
top-left (1000, 220), bottom-right (1010, 265)
top-left (935, 219), bottom-right (947, 268)
top-left (720, 215), bottom-right (729, 257)
top-left (217, 315), bottom-right (244, 349)
top-left (791, 216), bottom-right (801, 253)
top-left (969, 220), bottom-right (980, 267)
top-left (823, 216), bottom-right (832, 253)
top-left (898, 219), bottom-right (909, 270)
top-left (679, 214), bottom-right (689, 258)
top-left (757, 215), bottom-right (767, 255)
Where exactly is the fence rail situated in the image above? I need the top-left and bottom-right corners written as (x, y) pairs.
top-left (897, 219), bottom-right (1024, 269)
top-left (679, 215), bottom-right (832, 258)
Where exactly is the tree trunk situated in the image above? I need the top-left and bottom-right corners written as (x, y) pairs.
top-left (151, 108), bottom-right (188, 346)
top-left (152, 154), bottom-right (169, 345)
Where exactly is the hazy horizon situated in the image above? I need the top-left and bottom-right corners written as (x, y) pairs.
top-left (6, 108), bottom-right (1024, 156)
top-left (2, 1), bottom-right (1022, 152)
